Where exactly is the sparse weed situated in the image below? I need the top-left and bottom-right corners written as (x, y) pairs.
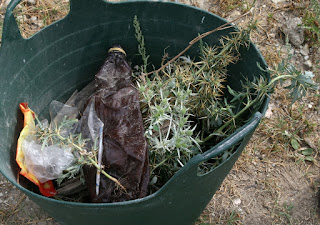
top-left (196, 209), bottom-right (242, 225)
top-left (219, 0), bottom-right (243, 12)
top-left (273, 202), bottom-right (294, 225)
top-left (303, 0), bottom-right (320, 48)
top-left (225, 210), bottom-right (242, 225)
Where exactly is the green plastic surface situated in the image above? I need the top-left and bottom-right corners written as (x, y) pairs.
top-left (0, 0), bottom-right (270, 224)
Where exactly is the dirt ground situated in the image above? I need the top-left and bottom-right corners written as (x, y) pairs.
top-left (0, 0), bottom-right (320, 224)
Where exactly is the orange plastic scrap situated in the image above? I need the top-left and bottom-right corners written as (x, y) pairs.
top-left (16, 103), bottom-right (56, 197)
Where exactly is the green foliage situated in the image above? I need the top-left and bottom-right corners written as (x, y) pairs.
top-left (33, 116), bottom-right (124, 189)
top-left (34, 117), bottom-right (95, 183)
top-left (133, 16), bottom-right (319, 187)
top-left (133, 17), bottom-right (256, 185)
top-left (300, 148), bottom-right (315, 162)
top-left (303, 0), bottom-right (320, 47)
top-left (226, 210), bottom-right (241, 225)
top-left (133, 15), bottom-right (149, 73)
top-left (266, 42), bottom-right (319, 104)
top-left (138, 77), bottom-right (201, 184)
top-left (275, 202), bottom-right (294, 224)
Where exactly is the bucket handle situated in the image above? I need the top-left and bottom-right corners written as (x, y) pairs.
top-left (1, 0), bottom-right (152, 47)
top-left (1, 0), bottom-right (24, 46)
top-left (197, 111), bottom-right (262, 163)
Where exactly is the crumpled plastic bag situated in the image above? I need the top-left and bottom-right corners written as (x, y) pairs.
top-left (73, 98), bottom-right (104, 196)
top-left (16, 103), bottom-right (57, 197)
top-left (83, 45), bottom-right (150, 203)
top-left (17, 102), bottom-right (76, 197)
top-left (22, 137), bottom-right (74, 183)
top-left (49, 100), bottom-right (78, 125)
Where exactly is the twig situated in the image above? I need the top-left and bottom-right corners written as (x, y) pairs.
top-left (144, 9), bottom-right (253, 77)
top-left (55, 132), bottom-right (126, 191)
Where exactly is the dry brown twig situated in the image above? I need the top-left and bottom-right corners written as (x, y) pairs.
top-left (144, 9), bottom-right (253, 77)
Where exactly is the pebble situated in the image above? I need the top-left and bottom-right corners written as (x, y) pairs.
top-left (27, 0), bottom-right (36, 4)
top-left (233, 198), bottom-right (241, 205)
top-left (282, 17), bottom-right (304, 47)
top-left (0, 192), bottom-right (3, 197)
top-left (30, 16), bottom-right (37, 22)
top-left (304, 60), bottom-right (313, 69)
top-left (271, 0), bottom-right (286, 3)
top-left (269, 33), bottom-right (276, 38)
top-left (265, 109), bottom-right (273, 118)
top-left (36, 21), bottom-right (44, 27)
top-left (300, 44), bottom-right (309, 56)
top-left (227, 10), bottom-right (241, 21)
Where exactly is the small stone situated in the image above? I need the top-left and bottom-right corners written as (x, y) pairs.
top-left (227, 10), bottom-right (241, 21)
top-left (265, 103), bottom-right (276, 119)
top-left (304, 60), bottom-right (313, 69)
top-left (308, 104), bottom-right (313, 108)
top-left (269, 33), bottom-right (276, 38)
top-left (304, 55), bottom-right (309, 60)
top-left (300, 44), bottom-right (309, 56)
top-left (27, 0), bottom-right (36, 4)
top-left (233, 198), bottom-right (241, 205)
top-left (272, 0), bottom-right (286, 3)
top-left (282, 17), bottom-right (304, 47)
top-left (36, 21), bottom-right (44, 28)
top-left (0, 193), bottom-right (3, 197)
top-left (30, 16), bottom-right (37, 22)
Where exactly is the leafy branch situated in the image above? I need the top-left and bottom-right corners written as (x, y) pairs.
top-left (202, 59), bottom-right (319, 143)
top-left (34, 116), bottom-right (125, 190)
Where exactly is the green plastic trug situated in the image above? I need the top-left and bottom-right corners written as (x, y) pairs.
top-left (0, 0), bottom-right (269, 224)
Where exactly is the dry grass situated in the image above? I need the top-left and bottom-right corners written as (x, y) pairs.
top-left (13, 0), bottom-right (69, 38)
top-left (0, 0), bottom-right (319, 224)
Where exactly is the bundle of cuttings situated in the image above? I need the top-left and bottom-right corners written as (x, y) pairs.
top-left (135, 25), bottom-right (255, 188)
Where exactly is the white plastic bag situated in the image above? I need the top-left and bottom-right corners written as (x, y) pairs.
top-left (22, 137), bottom-right (74, 183)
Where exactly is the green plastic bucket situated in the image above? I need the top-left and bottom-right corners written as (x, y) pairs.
top-left (0, 0), bottom-right (270, 224)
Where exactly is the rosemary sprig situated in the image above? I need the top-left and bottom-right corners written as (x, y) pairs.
top-left (34, 116), bottom-right (125, 190)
